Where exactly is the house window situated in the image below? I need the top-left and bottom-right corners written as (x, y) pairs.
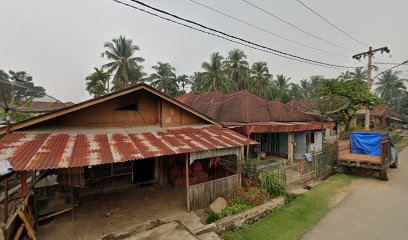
top-left (307, 132), bottom-right (315, 144)
top-left (116, 103), bottom-right (138, 111)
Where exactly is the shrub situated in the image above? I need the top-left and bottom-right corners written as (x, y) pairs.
top-left (222, 187), bottom-right (270, 216)
top-left (222, 203), bottom-right (251, 216)
top-left (243, 157), bottom-right (260, 183)
top-left (206, 212), bottom-right (219, 224)
top-left (261, 171), bottom-right (286, 197)
top-left (390, 132), bottom-right (401, 143)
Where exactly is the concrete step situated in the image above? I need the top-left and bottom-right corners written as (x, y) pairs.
top-left (198, 231), bottom-right (222, 240)
top-left (288, 188), bottom-right (309, 196)
top-left (192, 223), bottom-right (216, 235)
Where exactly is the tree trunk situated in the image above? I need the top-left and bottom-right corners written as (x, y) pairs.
top-left (121, 76), bottom-right (128, 89)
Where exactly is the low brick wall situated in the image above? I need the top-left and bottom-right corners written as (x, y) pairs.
top-left (215, 197), bottom-right (285, 234)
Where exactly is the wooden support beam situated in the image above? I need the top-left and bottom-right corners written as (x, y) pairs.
top-left (237, 147), bottom-right (243, 187)
top-left (3, 177), bottom-right (8, 223)
top-left (20, 171), bottom-right (27, 198)
top-left (246, 145), bottom-right (249, 160)
top-left (185, 153), bottom-right (190, 212)
top-left (288, 132), bottom-right (294, 165)
top-left (154, 157), bottom-right (159, 182)
top-left (131, 161), bottom-right (134, 183)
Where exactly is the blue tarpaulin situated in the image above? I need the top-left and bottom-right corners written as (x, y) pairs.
top-left (350, 132), bottom-right (389, 156)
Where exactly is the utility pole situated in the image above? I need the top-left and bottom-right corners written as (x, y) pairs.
top-left (352, 46), bottom-right (390, 130)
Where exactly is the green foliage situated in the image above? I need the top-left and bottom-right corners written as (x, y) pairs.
top-left (0, 69), bottom-right (46, 123)
top-left (85, 67), bottom-right (110, 98)
top-left (223, 174), bottom-right (356, 240)
top-left (320, 78), bottom-right (382, 131)
top-left (242, 157), bottom-right (260, 183)
top-left (224, 49), bottom-right (249, 90)
top-left (390, 132), bottom-right (401, 143)
top-left (197, 52), bottom-right (236, 94)
top-left (249, 61), bottom-right (272, 98)
top-left (205, 212), bottom-right (220, 224)
top-left (101, 35), bottom-right (145, 90)
top-left (374, 70), bottom-right (407, 107)
top-left (260, 171), bottom-right (286, 198)
top-left (148, 62), bottom-right (179, 96)
top-left (222, 203), bottom-right (251, 216)
top-left (223, 187), bottom-right (270, 216)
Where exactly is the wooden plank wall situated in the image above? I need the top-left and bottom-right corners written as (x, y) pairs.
top-left (188, 174), bottom-right (240, 211)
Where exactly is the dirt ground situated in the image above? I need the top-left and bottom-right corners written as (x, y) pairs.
top-left (123, 221), bottom-right (199, 240)
top-left (38, 183), bottom-right (187, 240)
top-left (302, 147), bottom-right (408, 240)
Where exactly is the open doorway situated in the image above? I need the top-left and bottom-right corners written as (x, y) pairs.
top-left (133, 158), bottom-right (155, 185)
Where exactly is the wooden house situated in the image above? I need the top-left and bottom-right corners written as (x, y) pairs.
top-left (0, 84), bottom-right (256, 237)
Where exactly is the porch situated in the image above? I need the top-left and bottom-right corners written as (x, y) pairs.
top-left (38, 182), bottom-right (187, 240)
top-left (250, 131), bottom-right (324, 165)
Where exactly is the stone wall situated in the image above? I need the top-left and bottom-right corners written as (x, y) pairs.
top-left (215, 197), bottom-right (285, 234)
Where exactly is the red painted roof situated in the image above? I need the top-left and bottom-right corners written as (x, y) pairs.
top-left (0, 125), bottom-right (256, 171)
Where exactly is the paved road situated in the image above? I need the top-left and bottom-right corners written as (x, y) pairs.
top-left (302, 147), bottom-right (408, 240)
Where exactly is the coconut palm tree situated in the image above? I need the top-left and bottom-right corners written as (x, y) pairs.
top-left (101, 35), bottom-right (145, 90)
top-left (374, 70), bottom-right (407, 105)
top-left (85, 67), bottom-right (111, 98)
top-left (148, 62), bottom-right (178, 96)
top-left (275, 74), bottom-right (291, 91)
top-left (308, 75), bottom-right (325, 98)
top-left (274, 74), bottom-right (292, 102)
top-left (200, 52), bottom-right (235, 93)
top-left (224, 49), bottom-right (249, 90)
top-left (190, 72), bottom-right (205, 94)
top-left (289, 83), bottom-right (303, 100)
top-left (176, 74), bottom-right (191, 91)
top-left (249, 62), bottom-right (272, 97)
top-left (349, 67), bottom-right (368, 82)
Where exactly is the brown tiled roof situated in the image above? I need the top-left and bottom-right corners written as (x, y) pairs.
top-left (190, 92), bottom-right (225, 120)
top-left (176, 92), bottom-right (197, 106)
top-left (177, 90), bottom-right (314, 123)
top-left (370, 105), bottom-right (389, 116)
top-left (218, 91), bottom-right (271, 123)
top-left (286, 99), bottom-right (323, 121)
top-left (267, 101), bottom-right (314, 121)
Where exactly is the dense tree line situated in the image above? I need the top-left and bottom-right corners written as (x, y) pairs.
top-left (85, 35), bottom-right (407, 121)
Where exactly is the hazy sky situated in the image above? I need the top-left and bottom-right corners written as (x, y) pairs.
top-left (1, 0), bottom-right (407, 102)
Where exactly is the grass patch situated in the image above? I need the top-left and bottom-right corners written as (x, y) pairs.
top-left (395, 138), bottom-right (408, 152)
top-left (223, 174), bottom-right (356, 240)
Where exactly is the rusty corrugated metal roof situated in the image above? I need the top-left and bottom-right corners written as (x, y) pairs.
top-left (177, 90), bottom-right (315, 123)
top-left (0, 125), bottom-right (257, 171)
top-left (223, 121), bottom-right (336, 135)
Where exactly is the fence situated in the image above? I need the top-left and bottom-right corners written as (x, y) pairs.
top-left (188, 174), bottom-right (241, 211)
top-left (259, 160), bottom-right (287, 186)
top-left (299, 145), bottom-right (336, 183)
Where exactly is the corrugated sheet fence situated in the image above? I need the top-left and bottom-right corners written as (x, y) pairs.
top-left (188, 174), bottom-right (240, 211)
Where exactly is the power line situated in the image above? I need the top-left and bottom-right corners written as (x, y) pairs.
top-left (373, 60), bottom-right (408, 80)
top-left (111, 0), bottom-right (331, 69)
top-left (374, 62), bottom-right (408, 65)
top-left (295, 0), bottom-right (369, 47)
top-left (189, 0), bottom-right (348, 57)
top-left (114, 0), bottom-right (355, 69)
top-left (241, 0), bottom-right (355, 52)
